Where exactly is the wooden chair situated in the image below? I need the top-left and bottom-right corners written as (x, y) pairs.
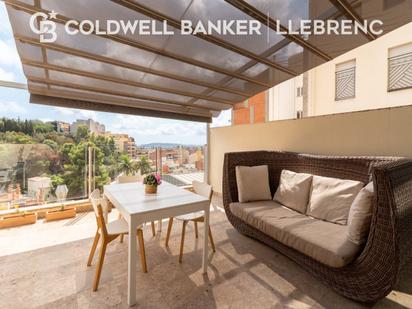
top-left (87, 189), bottom-right (147, 291)
top-left (117, 175), bottom-right (157, 239)
top-left (165, 181), bottom-right (216, 263)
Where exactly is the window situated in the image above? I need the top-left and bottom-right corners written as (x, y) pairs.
top-left (335, 60), bottom-right (356, 101)
top-left (296, 86), bottom-right (303, 97)
top-left (388, 42), bottom-right (412, 92)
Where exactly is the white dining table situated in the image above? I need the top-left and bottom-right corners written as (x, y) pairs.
top-left (104, 182), bottom-right (210, 306)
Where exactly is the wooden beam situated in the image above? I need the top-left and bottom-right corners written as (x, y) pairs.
top-left (30, 94), bottom-right (212, 123)
top-left (111, 0), bottom-right (297, 76)
top-left (15, 35), bottom-right (250, 98)
top-left (34, 0), bottom-right (51, 90)
top-left (328, 0), bottom-right (376, 40)
top-left (28, 84), bottom-right (213, 116)
top-left (224, 0), bottom-right (332, 62)
top-left (22, 60), bottom-right (234, 107)
top-left (27, 76), bottom-right (224, 112)
top-left (0, 80), bottom-right (27, 90)
top-left (5, 0), bottom-right (271, 87)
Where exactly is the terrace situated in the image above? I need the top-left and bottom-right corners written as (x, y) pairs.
top-left (1, 0), bottom-right (412, 308)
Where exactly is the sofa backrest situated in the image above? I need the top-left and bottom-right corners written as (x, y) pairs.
top-left (223, 151), bottom-right (400, 203)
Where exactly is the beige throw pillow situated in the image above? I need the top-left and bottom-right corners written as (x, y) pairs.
top-left (274, 170), bottom-right (313, 213)
top-left (307, 175), bottom-right (364, 225)
top-left (347, 182), bottom-right (374, 244)
top-left (235, 165), bottom-right (272, 203)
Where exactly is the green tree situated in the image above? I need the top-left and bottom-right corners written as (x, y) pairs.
top-left (43, 139), bottom-right (58, 150)
top-left (50, 174), bottom-right (65, 191)
top-left (137, 156), bottom-right (152, 175)
top-left (63, 141), bottom-right (109, 198)
top-left (0, 131), bottom-right (34, 144)
top-left (33, 122), bottom-right (54, 134)
top-left (74, 125), bottom-right (89, 143)
top-left (118, 154), bottom-right (138, 176)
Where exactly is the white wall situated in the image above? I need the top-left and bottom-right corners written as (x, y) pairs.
top-left (209, 105), bottom-right (412, 193)
top-left (308, 22), bottom-right (412, 116)
top-left (268, 75), bottom-right (303, 121)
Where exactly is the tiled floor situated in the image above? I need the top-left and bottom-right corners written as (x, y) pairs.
top-left (1, 200), bottom-right (412, 308)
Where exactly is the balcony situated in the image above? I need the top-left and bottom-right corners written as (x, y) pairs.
top-left (2, 0), bottom-right (412, 308)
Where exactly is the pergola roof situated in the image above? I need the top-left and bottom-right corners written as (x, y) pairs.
top-left (5, 0), bottom-right (412, 122)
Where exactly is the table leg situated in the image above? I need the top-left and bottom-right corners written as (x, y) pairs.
top-left (202, 205), bottom-right (210, 274)
top-left (128, 217), bottom-right (137, 306)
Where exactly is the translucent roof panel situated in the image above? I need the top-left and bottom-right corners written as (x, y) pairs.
top-left (356, 0), bottom-right (412, 34)
top-left (161, 32), bottom-right (252, 71)
top-left (245, 0), bottom-right (335, 31)
top-left (183, 0), bottom-right (284, 55)
top-left (268, 42), bottom-right (325, 74)
top-left (22, 65), bottom-right (47, 79)
top-left (6, 0), bottom-right (412, 122)
top-left (132, 0), bottom-right (193, 20)
top-left (46, 70), bottom-right (194, 104)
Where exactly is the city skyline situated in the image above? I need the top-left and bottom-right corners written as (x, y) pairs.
top-left (0, 3), bottom-right (231, 146)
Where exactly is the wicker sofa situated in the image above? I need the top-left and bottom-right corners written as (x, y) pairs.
top-left (222, 151), bottom-right (412, 302)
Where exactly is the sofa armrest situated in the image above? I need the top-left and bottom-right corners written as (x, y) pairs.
top-left (372, 159), bottom-right (412, 271)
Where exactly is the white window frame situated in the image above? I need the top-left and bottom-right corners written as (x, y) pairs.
top-left (335, 59), bottom-right (356, 101)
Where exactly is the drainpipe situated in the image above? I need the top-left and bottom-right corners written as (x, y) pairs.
top-left (88, 146), bottom-right (93, 196)
top-left (204, 123), bottom-right (210, 184)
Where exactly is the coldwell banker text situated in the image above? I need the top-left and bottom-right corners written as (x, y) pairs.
top-left (65, 19), bottom-right (384, 36)
top-left (30, 12), bottom-right (384, 43)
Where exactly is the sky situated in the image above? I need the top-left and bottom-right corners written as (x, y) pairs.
top-left (0, 3), bottom-right (232, 146)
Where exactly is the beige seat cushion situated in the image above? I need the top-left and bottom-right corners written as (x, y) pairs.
top-left (347, 182), bottom-right (374, 245)
top-left (235, 165), bottom-right (272, 203)
top-left (274, 170), bottom-right (312, 213)
top-left (230, 201), bottom-right (360, 268)
top-left (307, 176), bottom-right (364, 225)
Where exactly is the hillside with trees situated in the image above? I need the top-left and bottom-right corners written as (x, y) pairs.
top-left (0, 118), bottom-right (149, 201)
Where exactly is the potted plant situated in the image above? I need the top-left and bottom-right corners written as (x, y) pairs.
top-left (143, 173), bottom-right (161, 194)
top-left (0, 210), bottom-right (37, 229)
top-left (45, 182), bottom-right (76, 221)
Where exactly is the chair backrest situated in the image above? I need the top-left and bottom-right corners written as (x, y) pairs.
top-left (89, 189), bottom-right (108, 224)
top-left (117, 175), bottom-right (142, 184)
top-left (193, 180), bottom-right (212, 201)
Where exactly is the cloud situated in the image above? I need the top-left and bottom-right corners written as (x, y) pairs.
top-left (0, 101), bottom-right (27, 114)
top-left (0, 3), bottom-right (12, 35)
top-left (211, 109), bottom-right (232, 128)
top-left (0, 67), bottom-right (15, 81)
top-left (0, 39), bottom-right (21, 69)
top-left (79, 110), bottom-right (97, 120)
top-left (108, 114), bottom-right (206, 142)
top-left (53, 107), bottom-right (75, 116)
top-left (53, 107), bottom-right (97, 121)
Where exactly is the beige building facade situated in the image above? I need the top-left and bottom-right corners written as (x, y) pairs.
top-left (210, 22), bottom-right (412, 193)
top-left (269, 22), bottom-right (412, 121)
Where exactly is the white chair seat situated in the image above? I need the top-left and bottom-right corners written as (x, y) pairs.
top-left (106, 218), bottom-right (129, 235)
top-left (175, 211), bottom-right (204, 221)
top-left (105, 218), bottom-right (143, 235)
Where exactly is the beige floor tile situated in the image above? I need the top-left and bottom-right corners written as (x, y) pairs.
top-left (0, 201), bottom-right (410, 308)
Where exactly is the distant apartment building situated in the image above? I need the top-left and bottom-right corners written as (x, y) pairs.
top-left (147, 146), bottom-right (204, 174)
top-left (232, 91), bottom-right (268, 125)
top-left (70, 119), bottom-right (106, 135)
top-left (56, 121), bottom-right (71, 134)
top-left (48, 121), bottom-right (71, 133)
top-left (127, 137), bottom-right (137, 158)
top-left (106, 132), bottom-right (137, 157)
